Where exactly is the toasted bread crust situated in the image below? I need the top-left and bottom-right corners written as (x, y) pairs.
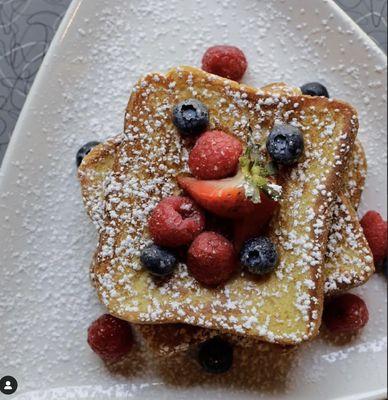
top-left (323, 140), bottom-right (374, 293)
top-left (343, 139), bottom-right (367, 209)
top-left (324, 194), bottom-right (374, 293)
top-left (135, 323), bottom-right (292, 356)
top-left (88, 67), bottom-right (358, 344)
top-left (78, 134), bottom-right (124, 230)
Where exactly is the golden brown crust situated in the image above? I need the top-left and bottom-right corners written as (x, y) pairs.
top-left (322, 139), bottom-right (373, 293)
top-left (90, 67), bottom-right (358, 344)
top-left (342, 139), bottom-right (367, 209)
top-left (136, 323), bottom-right (293, 357)
top-left (136, 324), bottom-right (218, 356)
top-left (78, 134), bottom-right (124, 230)
top-left (260, 82), bottom-right (302, 96)
top-left (324, 194), bottom-right (374, 294)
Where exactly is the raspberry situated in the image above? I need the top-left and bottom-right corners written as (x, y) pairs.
top-left (323, 293), bottom-right (369, 334)
top-left (188, 231), bottom-right (237, 286)
top-left (360, 211), bottom-right (387, 264)
top-left (148, 196), bottom-right (205, 247)
top-left (202, 45), bottom-right (248, 82)
top-left (189, 130), bottom-right (243, 180)
top-left (87, 314), bottom-right (133, 362)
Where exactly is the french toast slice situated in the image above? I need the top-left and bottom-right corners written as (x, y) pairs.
top-left (90, 66), bottom-right (358, 344)
top-left (80, 135), bottom-right (373, 355)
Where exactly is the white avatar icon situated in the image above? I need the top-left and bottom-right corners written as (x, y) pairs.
top-left (4, 381), bottom-right (12, 390)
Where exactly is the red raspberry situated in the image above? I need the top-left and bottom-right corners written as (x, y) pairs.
top-left (187, 231), bottom-right (237, 286)
top-left (87, 314), bottom-right (133, 362)
top-left (360, 211), bottom-right (387, 264)
top-left (149, 196), bottom-right (205, 247)
top-left (323, 293), bottom-right (369, 334)
top-left (188, 130), bottom-right (243, 180)
top-left (202, 45), bottom-right (248, 82)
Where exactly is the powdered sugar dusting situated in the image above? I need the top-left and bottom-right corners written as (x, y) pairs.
top-left (0, 0), bottom-right (386, 398)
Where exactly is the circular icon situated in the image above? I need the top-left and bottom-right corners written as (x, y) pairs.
top-left (0, 376), bottom-right (18, 395)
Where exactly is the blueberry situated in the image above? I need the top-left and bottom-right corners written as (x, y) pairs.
top-left (76, 141), bottom-right (101, 167)
top-left (240, 236), bottom-right (278, 275)
top-left (198, 336), bottom-right (233, 374)
top-left (266, 124), bottom-right (304, 165)
top-left (300, 82), bottom-right (329, 98)
top-left (140, 244), bottom-right (177, 277)
top-left (172, 99), bottom-right (209, 136)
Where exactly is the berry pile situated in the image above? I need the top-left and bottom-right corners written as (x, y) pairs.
top-left (141, 96), bottom-right (287, 286)
top-left (138, 48), bottom-right (319, 288)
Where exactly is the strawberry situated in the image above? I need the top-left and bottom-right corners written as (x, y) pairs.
top-left (177, 171), bottom-right (278, 219)
top-left (233, 212), bottom-right (272, 252)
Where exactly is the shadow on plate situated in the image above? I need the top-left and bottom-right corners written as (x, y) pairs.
top-left (108, 338), bottom-right (296, 394)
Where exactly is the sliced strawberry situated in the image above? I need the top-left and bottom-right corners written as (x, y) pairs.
top-left (233, 185), bottom-right (278, 252)
top-left (177, 171), bottom-right (277, 219)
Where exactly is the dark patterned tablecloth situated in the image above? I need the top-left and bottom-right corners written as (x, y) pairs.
top-left (0, 0), bottom-right (386, 164)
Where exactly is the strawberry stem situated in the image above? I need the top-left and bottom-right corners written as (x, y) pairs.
top-left (239, 145), bottom-right (282, 203)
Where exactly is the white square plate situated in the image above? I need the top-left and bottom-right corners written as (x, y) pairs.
top-left (0, 0), bottom-right (386, 399)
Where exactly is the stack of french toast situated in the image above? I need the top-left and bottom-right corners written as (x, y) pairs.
top-left (78, 63), bottom-right (376, 366)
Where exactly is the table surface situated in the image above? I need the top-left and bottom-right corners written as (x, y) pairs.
top-left (0, 0), bottom-right (386, 165)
